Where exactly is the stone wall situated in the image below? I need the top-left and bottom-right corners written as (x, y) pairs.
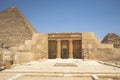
top-left (14, 52), bottom-right (34, 64)
top-left (11, 32), bottom-right (120, 64)
top-left (12, 33), bottom-right (48, 64)
top-left (82, 46), bottom-right (120, 62)
top-left (31, 33), bottom-right (48, 60)
top-left (81, 32), bottom-right (119, 61)
top-left (82, 32), bottom-right (101, 49)
top-left (93, 48), bottom-right (120, 61)
top-left (82, 32), bottom-right (101, 59)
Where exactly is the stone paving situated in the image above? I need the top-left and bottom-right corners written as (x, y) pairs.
top-left (9, 59), bottom-right (120, 72)
top-left (0, 59), bottom-right (120, 80)
top-left (15, 75), bottom-right (92, 80)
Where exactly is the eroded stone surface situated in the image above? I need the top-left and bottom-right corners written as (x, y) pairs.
top-left (102, 33), bottom-right (120, 48)
top-left (0, 7), bottom-right (36, 48)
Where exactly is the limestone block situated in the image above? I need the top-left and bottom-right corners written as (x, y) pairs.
top-left (93, 48), bottom-right (120, 61)
top-left (14, 52), bottom-right (34, 64)
top-left (18, 45), bottom-right (24, 51)
top-left (5, 60), bottom-right (11, 69)
top-left (82, 32), bottom-right (101, 49)
top-left (31, 45), bottom-right (36, 52)
top-left (25, 40), bottom-right (32, 45)
top-left (24, 45), bottom-right (31, 52)
top-left (31, 33), bottom-right (40, 45)
top-left (98, 44), bottom-right (113, 48)
top-left (36, 45), bottom-right (41, 49)
top-left (88, 53), bottom-right (95, 59)
top-left (82, 32), bottom-right (95, 39)
top-left (88, 44), bottom-right (93, 49)
top-left (34, 52), bottom-right (40, 60)
top-left (37, 33), bottom-right (48, 59)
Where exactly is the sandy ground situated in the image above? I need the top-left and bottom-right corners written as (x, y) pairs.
top-left (8, 59), bottom-right (120, 72)
top-left (0, 59), bottom-right (120, 80)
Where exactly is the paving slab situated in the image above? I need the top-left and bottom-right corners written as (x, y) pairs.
top-left (0, 59), bottom-right (120, 80)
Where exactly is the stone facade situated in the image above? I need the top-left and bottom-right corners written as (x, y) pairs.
top-left (12, 32), bottom-right (120, 64)
top-left (81, 32), bottom-right (114, 60)
top-left (0, 7), bottom-right (36, 48)
top-left (48, 33), bottom-right (82, 59)
top-left (12, 33), bottom-right (48, 64)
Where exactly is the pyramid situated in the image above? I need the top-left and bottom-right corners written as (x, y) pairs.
top-left (102, 33), bottom-right (120, 48)
top-left (0, 7), bottom-right (36, 48)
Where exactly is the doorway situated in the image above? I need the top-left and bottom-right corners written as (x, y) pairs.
top-left (73, 40), bottom-right (82, 59)
top-left (61, 40), bottom-right (69, 59)
top-left (48, 40), bottom-right (57, 59)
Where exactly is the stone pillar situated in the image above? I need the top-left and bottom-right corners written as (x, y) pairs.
top-left (69, 40), bottom-right (73, 58)
top-left (57, 40), bottom-right (61, 58)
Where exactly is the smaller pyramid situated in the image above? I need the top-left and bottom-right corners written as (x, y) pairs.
top-left (0, 7), bottom-right (36, 48)
top-left (102, 33), bottom-right (120, 48)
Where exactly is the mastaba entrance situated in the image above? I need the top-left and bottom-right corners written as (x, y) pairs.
top-left (12, 32), bottom-right (116, 64)
top-left (0, 7), bottom-right (120, 70)
top-left (13, 32), bottom-right (113, 63)
top-left (48, 33), bottom-right (82, 59)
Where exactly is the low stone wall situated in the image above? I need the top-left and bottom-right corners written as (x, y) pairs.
top-left (14, 52), bottom-right (34, 64)
top-left (82, 48), bottom-right (120, 62)
top-left (93, 48), bottom-right (120, 61)
top-left (98, 44), bottom-right (113, 48)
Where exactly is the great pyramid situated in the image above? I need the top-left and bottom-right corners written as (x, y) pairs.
top-left (0, 7), bottom-right (36, 48)
top-left (102, 33), bottom-right (120, 48)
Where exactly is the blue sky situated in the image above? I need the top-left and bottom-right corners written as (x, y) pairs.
top-left (0, 0), bottom-right (120, 40)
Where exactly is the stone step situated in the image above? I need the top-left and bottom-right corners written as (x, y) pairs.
top-left (2, 70), bottom-right (120, 74)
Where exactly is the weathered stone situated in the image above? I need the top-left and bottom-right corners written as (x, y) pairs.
top-left (5, 60), bottom-right (11, 69)
top-left (0, 7), bottom-right (120, 64)
top-left (0, 49), bottom-right (3, 66)
top-left (0, 7), bottom-right (36, 48)
top-left (102, 33), bottom-right (120, 48)
top-left (12, 32), bottom-right (119, 64)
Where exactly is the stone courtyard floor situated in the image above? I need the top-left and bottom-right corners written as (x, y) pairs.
top-left (0, 59), bottom-right (120, 80)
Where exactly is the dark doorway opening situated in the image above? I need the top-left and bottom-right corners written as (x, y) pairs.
top-left (61, 48), bottom-right (68, 59)
top-left (61, 40), bottom-right (69, 59)
top-left (73, 40), bottom-right (82, 59)
top-left (48, 40), bottom-right (57, 59)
